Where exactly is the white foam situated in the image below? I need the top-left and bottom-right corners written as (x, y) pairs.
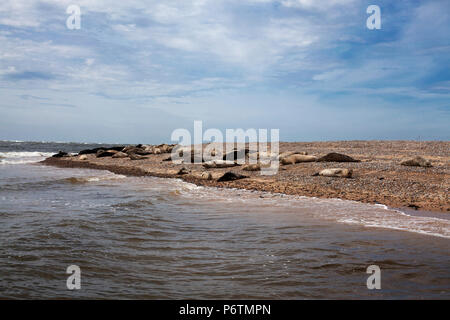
top-left (0, 151), bottom-right (55, 165)
top-left (0, 152), bottom-right (55, 158)
top-left (158, 177), bottom-right (450, 239)
top-left (76, 174), bottom-right (127, 183)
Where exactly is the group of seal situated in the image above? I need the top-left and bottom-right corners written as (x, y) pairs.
top-left (75, 144), bottom-right (177, 161)
top-left (66, 144), bottom-right (434, 183)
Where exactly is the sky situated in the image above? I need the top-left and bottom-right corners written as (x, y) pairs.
top-left (0, 0), bottom-right (449, 144)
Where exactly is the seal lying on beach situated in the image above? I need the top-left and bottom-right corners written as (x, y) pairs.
top-left (278, 151), bottom-right (308, 159)
top-left (201, 172), bottom-right (213, 180)
top-left (78, 155), bottom-right (88, 160)
top-left (203, 160), bottom-right (239, 168)
top-left (158, 144), bottom-right (175, 153)
top-left (52, 151), bottom-right (69, 158)
top-left (222, 148), bottom-right (252, 161)
top-left (112, 151), bottom-right (128, 158)
top-left (177, 167), bottom-right (190, 175)
top-left (312, 168), bottom-right (353, 178)
top-left (128, 153), bottom-right (147, 160)
top-left (280, 154), bottom-right (317, 165)
top-left (242, 164), bottom-right (261, 171)
top-left (96, 150), bottom-right (117, 158)
top-left (317, 153), bottom-right (360, 162)
top-left (124, 147), bottom-right (152, 156)
top-left (79, 146), bottom-right (124, 155)
top-left (217, 172), bottom-right (247, 182)
top-left (400, 156), bottom-right (432, 167)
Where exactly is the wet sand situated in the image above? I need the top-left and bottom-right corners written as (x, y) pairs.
top-left (42, 140), bottom-right (450, 213)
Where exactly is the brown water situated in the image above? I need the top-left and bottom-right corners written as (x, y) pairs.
top-left (0, 143), bottom-right (449, 299)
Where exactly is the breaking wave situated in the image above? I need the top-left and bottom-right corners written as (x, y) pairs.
top-left (0, 152), bottom-right (55, 165)
top-left (162, 178), bottom-right (450, 239)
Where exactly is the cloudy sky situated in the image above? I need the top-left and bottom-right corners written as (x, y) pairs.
top-left (0, 0), bottom-right (449, 143)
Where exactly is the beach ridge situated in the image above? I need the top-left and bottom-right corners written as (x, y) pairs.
top-left (41, 140), bottom-right (450, 213)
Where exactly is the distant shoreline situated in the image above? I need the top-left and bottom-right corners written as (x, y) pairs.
top-left (41, 140), bottom-right (450, 213)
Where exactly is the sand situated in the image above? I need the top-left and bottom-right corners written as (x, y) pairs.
top-left (41, 141), bottom-right (450, 213)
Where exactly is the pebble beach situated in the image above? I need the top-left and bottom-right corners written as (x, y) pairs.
top-left (42, 140), bottom-right (450, 213)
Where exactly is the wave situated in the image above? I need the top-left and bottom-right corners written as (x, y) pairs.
top-left (0, 151), bottom-right (55, 165)
top-left (64, 174), bottom-right (126, 184)
top-left (163, 178), bottom-right (450, 239)
top-left (0, 152), bottom-right (55, 158)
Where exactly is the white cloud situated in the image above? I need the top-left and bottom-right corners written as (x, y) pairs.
top-left (0, 0), bottom-right (448, 109)
top-left (280, 0), bottom-right (356, 10)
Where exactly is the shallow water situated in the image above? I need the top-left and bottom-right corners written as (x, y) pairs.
top-left (0, 141), bottom-right (449, 299)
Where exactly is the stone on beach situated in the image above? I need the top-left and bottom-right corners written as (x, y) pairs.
top-left (78, 155), bottom-right (88, 160)
top-left (313, 168), bottom-right (353, 178)
top-left (400, 156), bottom-right (432, 168)
top-left (317, 153), bottom-right (360, 162)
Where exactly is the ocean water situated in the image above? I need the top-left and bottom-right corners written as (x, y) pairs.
top-left (0, 141), bottom-right (449, 299)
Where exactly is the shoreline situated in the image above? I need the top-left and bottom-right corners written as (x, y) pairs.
top-left (40, 141), bottom-right (450, 214)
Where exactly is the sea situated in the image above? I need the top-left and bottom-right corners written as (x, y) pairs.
top-left (0, 140), bottom-right (449, 299)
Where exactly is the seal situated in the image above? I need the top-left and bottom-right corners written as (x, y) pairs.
top-left (201, 172), bottom-right (213, 180)
top-left (112, 151), bottom-right (128, 158)
top-left (280, 154), bottom-right (317, 165)
top-left (278, 151), bottom-right (308, 159)
top-left (79, 146), bottom-right (124, 155)
top-left (217, 172), bottom-right (247, 182)
top-left (128, 153), bottom-right (147, 160)
top-left (242, 164), bottom-right (261, 171)
top-left (222, 148), bottom-right (251, 161)
top-left (177, 167), bottom-right (190, 175)
top-left (312, 168), bottom-right (353, 178)
top-left (400, 156), bottom-right (432, 167)
top-left (52, 151), bottom-right (69, 158)
top-left (203, 160), bottom-right (239, 168)
top-left (96, 150), bottom-right (117, 158)
top-left (317, 153), bottom-right (360, 162)
top-left (123, 146), bottom-right (151, 155)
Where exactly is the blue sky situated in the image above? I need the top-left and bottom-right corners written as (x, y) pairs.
top-left (0, 0), bottom-right (449, 143)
